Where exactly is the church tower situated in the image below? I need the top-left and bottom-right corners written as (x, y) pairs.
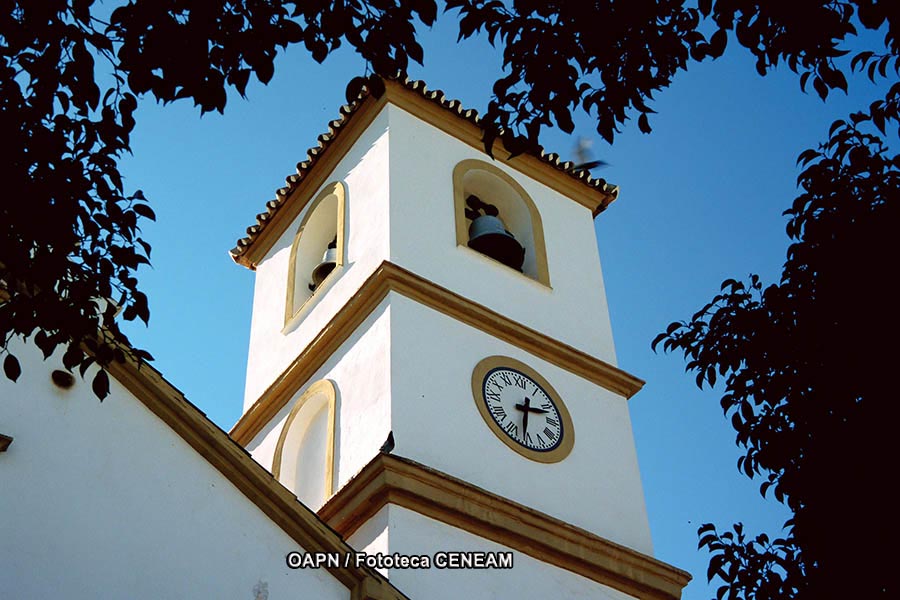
top-left (230, 76), bottom-right (689, 600)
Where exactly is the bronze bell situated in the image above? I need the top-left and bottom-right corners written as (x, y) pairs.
top-left (467, 214), bottom-right (525, 271)
top-left (309, 238), bottom-right (338, 291)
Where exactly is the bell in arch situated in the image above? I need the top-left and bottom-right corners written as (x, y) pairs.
top-left (465, 195), bottom-right (525, 271)
top-left (309, 236), bottom-right (338, 292)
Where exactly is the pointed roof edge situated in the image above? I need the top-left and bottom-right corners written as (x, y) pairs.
top-left (229, 73), bottom-right (620, 270)
top-left (103, 348), bottom-right (409, 600)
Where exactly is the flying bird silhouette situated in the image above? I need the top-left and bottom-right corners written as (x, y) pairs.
top-left (573, 137), bottom-right (608, 171)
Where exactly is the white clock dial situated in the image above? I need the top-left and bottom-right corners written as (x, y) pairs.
top-left (472, 356), bottom-right (575, 463)
top-left (482, 368), bottom-right (564, 451)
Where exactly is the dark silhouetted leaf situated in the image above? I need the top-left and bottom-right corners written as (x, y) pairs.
top-left (133, 204), bottom-right (156, 221)
top-left (4, 355), bottom-right (22, 382)
top-left (92, 369), bottom-right (110, 401)
top-left (638, 113), bottom-right (651, 134)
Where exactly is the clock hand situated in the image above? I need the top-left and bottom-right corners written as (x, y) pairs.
top-left (521, 397), bottom-right (530, 439)
top-left (515, 397), bottom-right (551, 442)
top-left (515, 400), bottom-right (549, 415)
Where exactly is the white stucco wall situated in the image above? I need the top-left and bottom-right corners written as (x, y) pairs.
top-left (346, 506), bottom-right (391, 578)
top-left (0, 342), bottom-right (348, 600)
top-left (246, 299), bottom-right (392, 509)
top-left (386, 104), bottom-right (617, 365)
top-left (243, 107), bottom-right (393, 409)
top-left (388, 293), bottom-right (653, 554)
top-left (381, 505), bottom-right (638, 600)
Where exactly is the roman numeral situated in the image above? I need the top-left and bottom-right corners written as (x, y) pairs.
top-left (486, 390), bottom-right (501, 402)
top-left (541, 402), bottom-right (552, 410)
top-left (499, 372), bottom-right (512, 386)
top-left (544, 426), bottom-right (557, 441)
top-left (490, 405), bottom-right (507, 419)
top-left (525, 432), bottom-right (533, 446)
top-left (504, 421), bottom-right (518, 437)
top-left (512, 373), bottom-right (527, 389)
top-left (546, 417), bottom-right (559, 427)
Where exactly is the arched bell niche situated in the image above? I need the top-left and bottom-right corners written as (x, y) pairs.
top-left (271, 379), bottom-right (337, 510)
top-left (453, 159), bottom-right (550, 286)
top-left (285, 181), bottom-right (347, 324)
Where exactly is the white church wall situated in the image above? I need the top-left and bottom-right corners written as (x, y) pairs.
top-left (385, 104), bottom-right (618, 365)
top-left (384, 505), bottom-right (638, 600)
top-left (246, 299), bottom-right (392, 508)
top-left (244, 107), bottom-right (393, 409)
top-left (388, 294), bottom-right (653, 555)
top-left (0, 342), bottom-right (349, 600)
top-left (346, 506), bottom-right (391, 578)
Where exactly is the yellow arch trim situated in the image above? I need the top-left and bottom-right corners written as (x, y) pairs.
top-left (285, 181), bottom-right (347, 324)
top-left (453, 159), bottom-right (551, 287)
top-left (271, 379), bottom-right (337, 500)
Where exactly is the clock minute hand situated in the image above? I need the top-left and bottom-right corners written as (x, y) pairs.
top-left (516, 400), bottom-right (549, 415)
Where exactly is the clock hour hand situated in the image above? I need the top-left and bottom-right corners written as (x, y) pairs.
top-left (516, 397), bottom-right (530, 438)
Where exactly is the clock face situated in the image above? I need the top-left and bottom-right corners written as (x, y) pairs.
top-left (472, 356), bottom-right (574, 463)
top-left (482, 367), bottom-right (564, 452)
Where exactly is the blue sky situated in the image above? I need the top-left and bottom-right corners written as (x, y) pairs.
top-left (116, 14), bottom-right (887, 600)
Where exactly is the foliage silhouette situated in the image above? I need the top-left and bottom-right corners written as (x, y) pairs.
top-left (656, 97), bottom-right (898, 597)
top-left (2, 3), bottom-right (898, 595)
top-left (651, 4), bottom-right (899, 597)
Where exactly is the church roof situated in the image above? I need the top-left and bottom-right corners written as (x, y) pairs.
top-left (230, 74), bottom-right (619, 269)
top-left (104, 348), bottom-right (408, 600)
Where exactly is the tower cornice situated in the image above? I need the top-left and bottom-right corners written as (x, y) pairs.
top-left (320, 453), bottom-right (692, 600)
top-left (230, 261), bottom-right (643, 446)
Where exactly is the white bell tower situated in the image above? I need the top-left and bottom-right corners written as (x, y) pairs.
top-left (230, 76), bottom-right (689, 600)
